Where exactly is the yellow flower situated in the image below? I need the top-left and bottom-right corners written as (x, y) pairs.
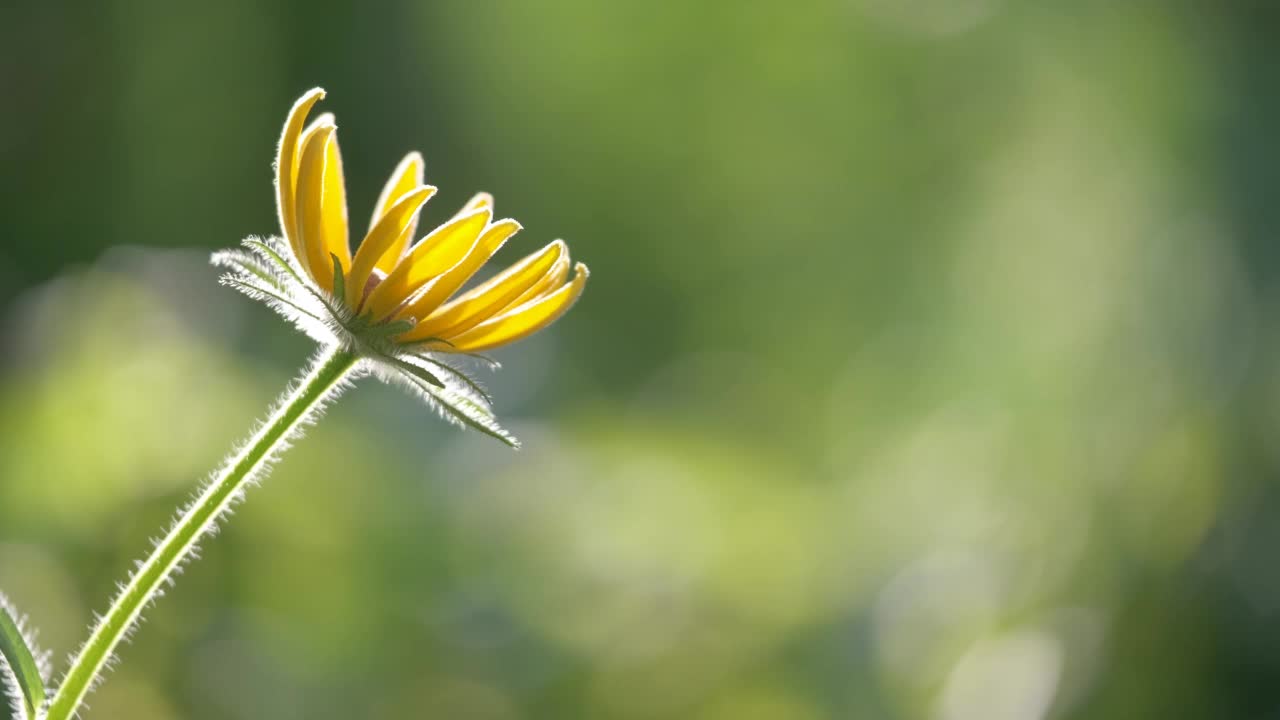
top-left (213, 88), bottom-right (590, 446)
top-left (277, 87), bottom-right (588, 352)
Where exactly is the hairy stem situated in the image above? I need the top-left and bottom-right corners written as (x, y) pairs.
top-left (46, 346), bottom-right (360, 720)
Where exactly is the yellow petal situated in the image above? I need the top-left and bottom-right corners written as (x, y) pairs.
top-left (302, 111), bottom-right (335, 141)
top-left (301, 125), bottom-right (352, 289)
top-left (448, 263), bottom-right (589, 352)
top-left (409, 240), bottom-right (565, 340)
top-left (397, 218), bottom-right (521, 323)
top-left (370, 152), bottom-right (424, 274)
top-left (505, 255), bottom-right (570, 311)
top-left (320, 126), bottom-right (351, 270)
top-left (364, 207), bottom-right (492, 320)
top-left (294, 123), bottom-right (336, 286)
top-left (346, 186), bottom-right (436, 308)
top-left (455, 192), bottom-right (492, 217)
top-left (276, 88), bottom-right (325, 267)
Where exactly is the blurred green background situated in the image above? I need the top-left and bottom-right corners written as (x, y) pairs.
top-left (2, 1), bottom-right (1279, 718)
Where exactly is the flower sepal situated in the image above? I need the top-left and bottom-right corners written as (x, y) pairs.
top-left (214, 235), bottom-right (519, 447)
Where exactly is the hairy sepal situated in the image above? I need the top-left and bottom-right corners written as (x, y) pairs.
top-left (212, 238), bottom-right (518, 448)
top-left (0, 593), bottom-right (50, 720)
top-left (212, 237), bottom-right (345, 345)
top-left (371, 357), bottom-right (519, 448)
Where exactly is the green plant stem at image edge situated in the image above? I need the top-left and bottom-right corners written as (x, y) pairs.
top-left (44, 347), bottom-right (360, 720)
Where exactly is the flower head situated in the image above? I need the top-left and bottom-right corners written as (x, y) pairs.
top-left (214, 88), bottom-right (589, 446)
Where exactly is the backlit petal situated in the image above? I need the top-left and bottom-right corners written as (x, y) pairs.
top-left (364, 207), bottom-right (492, 320)
top-left (346, 186), bottom-right (436, 308)
top-left (321, 127), bottom-right (351, 271)
top-left (447, 263), bottom-right (589, 352)
top-left (371, 152), bottom-right (424, 274)
top-left (301, 112), bottom-right (335, 141)
top-left (504, 255), bottom-right (570, 311)
top-left (297, 123), bottom-right (352, 289)
top-left (396, 218), bottom-right (520, 323)
top-left (295, 123), bottom-right (336, 285)
top-left (408, 240), bottom-right (565, 340)
top-left (276, 88), bottom-right (325, 267)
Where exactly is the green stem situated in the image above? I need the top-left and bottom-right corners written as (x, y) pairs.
top-left (45, 346), bottom-right (360, 720)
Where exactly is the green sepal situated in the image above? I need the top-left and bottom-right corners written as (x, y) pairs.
top-left (330, 253), bottom-right (346, 305)
top-left (408, 353), bottom-right (493, 404)
top-left (366, 321), bottom-right (415, 338)
top-left (244, 237), bottom-right (306, 286)
top-left (211, 249), bottom-right (287, 292)
top-left (221, 277), bottom-right (325, 323)
top-left (403, 374), bottom-right (520, 448)
top-left (241, 238), bottom-right (345, 320)
top-left (353, 318), bottom-right (416, 339)
top-left (405, 336), bottom-right (456, 349)
top-left (0, 596), bottom-right (45, 720)
top-left (385, 355), bottom-right (445, 388)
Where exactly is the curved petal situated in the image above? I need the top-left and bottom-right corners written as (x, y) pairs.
top-left (408, 240), bottom-right (565, 340)
top-left (301, 124), bottom-right (351, 290)
top-left (447, 263), bottom-right (589, 352)
top-left (364, 207), bottom-right (492, 319)
top-left (346, 186), bottom-right (436, 308)
top-left (320, 126), bottom-right (351, 269)
top-left (275, 88), bottom-right (325, 266)
top-left (397, 217), bottom-right (521, 323)
top-left (504, 254), bottom-right (570, 311)
top-left (301, 111), bottom-right (335, 142)
top-left (294, 123), bottom-right (336, 285)
top-left (371, 152), bottom-right (425, 274)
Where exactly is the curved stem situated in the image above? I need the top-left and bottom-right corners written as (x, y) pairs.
top-left (45, 346), bottom-right (360, 720)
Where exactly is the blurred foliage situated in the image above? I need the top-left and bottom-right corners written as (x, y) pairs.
top-left (2, 1), bottom-right (1280, 718)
